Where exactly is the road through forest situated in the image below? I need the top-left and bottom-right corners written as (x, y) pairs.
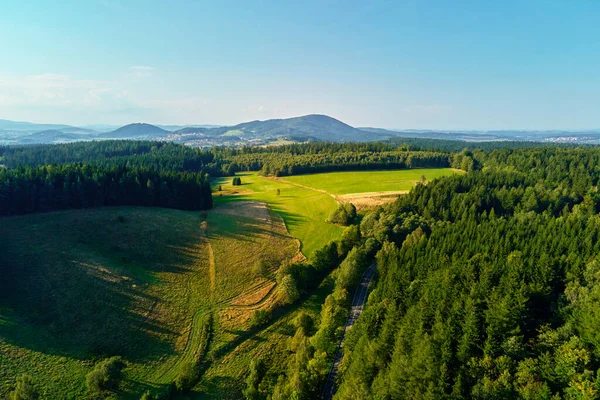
top-left (322, 262), bottom-right (377, 399)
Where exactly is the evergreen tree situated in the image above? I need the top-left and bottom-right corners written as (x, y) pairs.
top-left (9, 375), bottom-right (38, 400)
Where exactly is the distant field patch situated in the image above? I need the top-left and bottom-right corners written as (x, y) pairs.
top-left (221, 129), bottom-right (244, 137)
top-left (283, 168), bottom-right (460, 195)
top-left (335, 191), bottom-right (408, 209)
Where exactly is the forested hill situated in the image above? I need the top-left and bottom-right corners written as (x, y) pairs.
top-left (100, 123), bottom-right (168, 138)
top-left (332, 147), bottom-right (600, 399)
top-left (189, 114), bottom-right (390, 142)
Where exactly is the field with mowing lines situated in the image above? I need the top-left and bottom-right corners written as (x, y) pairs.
top-left (283, 168), bottom-right (460, 195)
top-left (0, 204), bottom-right (299, 398)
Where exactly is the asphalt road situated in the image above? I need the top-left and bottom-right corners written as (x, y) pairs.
top-left (321, 262), bottom-right (377, 400)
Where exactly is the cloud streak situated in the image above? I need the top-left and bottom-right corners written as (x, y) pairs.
top-left (0, 73), bottom-right (133, 113)
top-left (129, 66), bottom-right (155, 78)
top-left (0, 70), bottom-right (214, 125)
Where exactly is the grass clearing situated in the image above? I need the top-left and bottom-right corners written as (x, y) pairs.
top-left (212, 172), bottom-right (344, 258)
top-left (212, 169), bottom-right (460, 253)
top-left (282, 168), bottom-right (460, 195)
top-left (0, 204), bottom-right (299, 398)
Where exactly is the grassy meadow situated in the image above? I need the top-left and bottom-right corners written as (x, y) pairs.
top-left (211, 168), bottom-right (459, 255)
top-left (283, 168), bottom-right (460, 195)
top-left (0, 205), bottom-right (299, 398)
top-left (212, 172), bottom-right (344, 258)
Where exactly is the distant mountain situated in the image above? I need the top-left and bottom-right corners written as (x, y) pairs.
top-left (0, 119), bottom-right (72, 132)
top-left (158, 124), bottom-right (222, 131)
top-left (100, 123), bottom-right (169, 138)
top-left (22, 130), bottom-right (86, 144)
top-left (187, 114), bottom-right (392, 142)
top-left (5, 116), bottom-right (600, 147)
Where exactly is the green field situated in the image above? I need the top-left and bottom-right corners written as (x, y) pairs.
top-left (283, 168), bottom-right (460, 195)
top-left (211, 168), bottom-right (458, 257)
top-left (0, 205), bottom-right (300, 398)
top-left (212, 172), bottom-right (344, 258)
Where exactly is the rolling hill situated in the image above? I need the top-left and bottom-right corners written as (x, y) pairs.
top-left (179, 114), bottom-right (392, 142)
top-left (21, 130), bottom-right (88, 143)
top-left (0, 119), bottom-right (73, 132)
top-left (4, 117), bottom-right (600, 147)
top-left (100, 123), bottom-right (169, 138)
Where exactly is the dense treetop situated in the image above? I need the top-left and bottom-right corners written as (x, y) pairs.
top-left (333, 146), bottom-right (600, 399)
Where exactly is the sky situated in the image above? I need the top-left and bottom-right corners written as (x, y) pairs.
top-left (1, 0), bottom-right (599, 130)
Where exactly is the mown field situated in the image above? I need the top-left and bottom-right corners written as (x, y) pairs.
top-left (283, 168), bottom-right (460, 195)
top-left (0, 205), bottom-right (300, 398)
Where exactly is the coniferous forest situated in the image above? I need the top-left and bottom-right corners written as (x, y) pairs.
top-left (0, 164), bottom-right (212, 216)
top-left (330, 147), bottom-right (600, 399)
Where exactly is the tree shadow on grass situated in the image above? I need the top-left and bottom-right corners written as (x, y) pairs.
top-left (191, 375), bottom-right (240, 399)
top-left (0, 209), bottom-right (210, 363)
top-left (213, 197), bottom-right (310, 228)
top-left (0, 256), bottom-right (176, 362)
top-left (206, 203), bottom-right (307, 245)
top-left (209, 283), bottom-right (330, 363)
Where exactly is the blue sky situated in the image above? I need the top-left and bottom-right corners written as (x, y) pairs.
top-left (1, 0), bottom-right (599, 129)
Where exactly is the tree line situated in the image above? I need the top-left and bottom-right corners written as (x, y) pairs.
top-left (0, 141), bottom-right (223, 176)
top-left (1, 140), bottom-right (457, 179)
top-left (0, 163), bottom-right (212, 216)
top-left (249, 151), bottom-right (450, 177)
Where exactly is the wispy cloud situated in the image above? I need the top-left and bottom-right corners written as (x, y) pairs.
top-left (0, 73), bottom-right (128, 110)
top-left (129, 66), bottom-right (155, 78)
top-left (0, 71), bottom-right (210, 125)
